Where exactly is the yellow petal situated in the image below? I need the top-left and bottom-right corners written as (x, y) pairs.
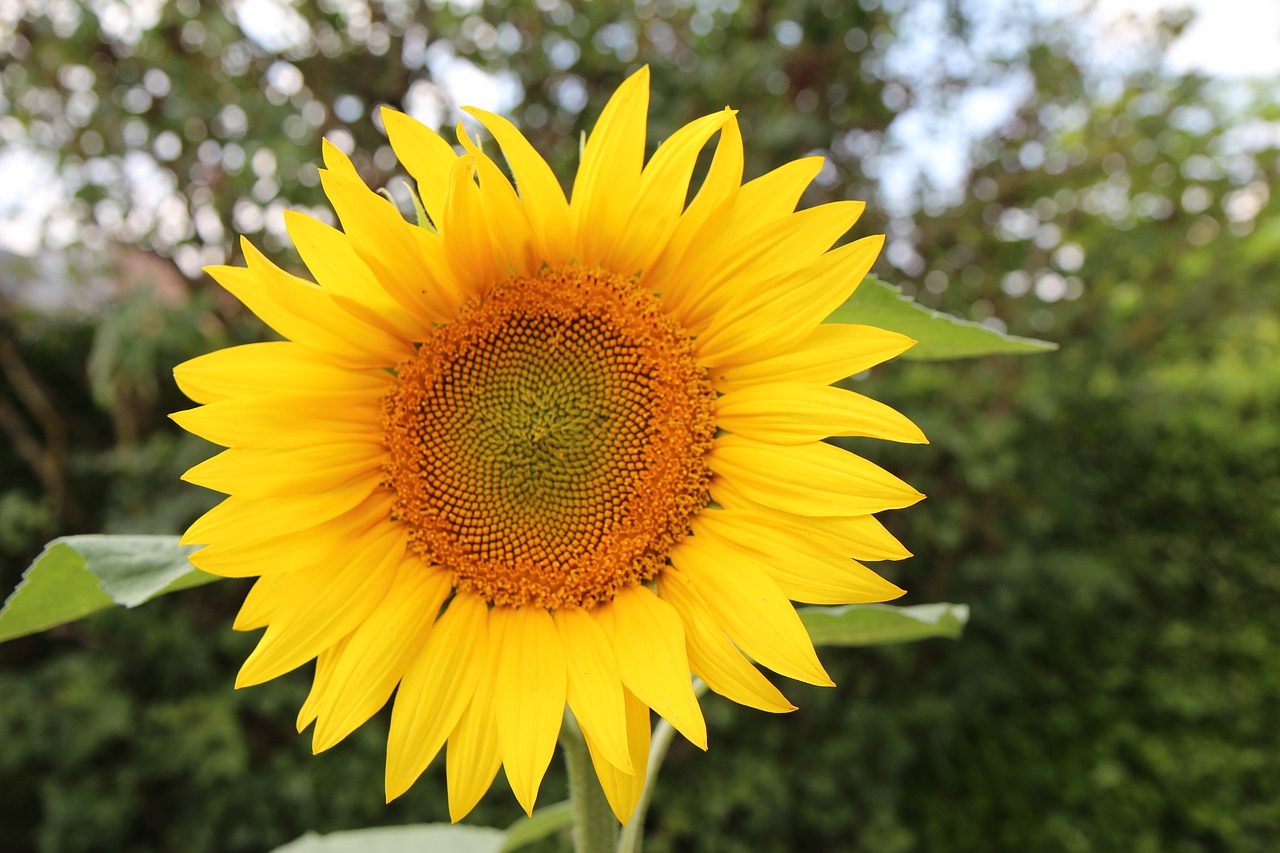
top-left (668, 539), bottom-right (833, 686)
top-left (181, 439), bottom-right (384, 498)
top-left (571, 66), bottom-right (650, 265)
top-left (319, 141), bottom-right (462, 321)
top-left (710, 480), bottom-right (914, 562)
top-left (232, 572), bottom-right (290, 631)
top-left (657, 570), bottom-right (794, 713)
top-left (446, 634), bottom-right (503, 823)
top-left (380, 106), bottom-right (457, 229)
top-left (173, 341), bottom-right (392, 405)
top-left (708, 434), bottom-right (924, 517)
top-left (556, 607), bottom-right (631, 774)
top-left (668, 201), bottom-right (867, 333)
top-left (804, 514), bottom-right (913, 561)
top-left (206, 242), bottom-right (407, 368)
top-left (655, 154), bottom-right (822, 312)
top-left (235, 524), bottom-right (404, 687)
top-left (170, 392), bottom-right (383, 448)
top-left (493, 605), bottom-right (568, 815)
top-left (440, 155), bottom-right (500, 296)
top-left (312, 562), bottom-right (454, 752)
top-left (696, 234), bottom-right (883, 365)
top-left (297, 636), bottom-right (349, 733)
top-left (726, 155), bottom-right (826, 232)
top-left (241, 236), bottom-right (413, 359)
top-left (692, 512), bottom-right (905, 605)
top-left (181, 478), bottom-right (379, 547)
top-left (284, 209), bottom-right (430, 342)
top-left (582, 687), bottom-right (651, 825)
top-left (710, 323), bottom-right (916, 391)
top-left (462, 106), bottom-right (573, 266)
top-left (457, 126), bottom-right (539, 277)
top-left (643, 116), bottom-right (742, 289)
top-left (188, 490), bottom-right (395, 578)
top-left (695, 507), bottom-right (903, 575)
top-left (713, 381), bottom-right (927, 446)
top-left (385, 592), bottom-right (489, 802)
top-left (603, 585), bottom-right (707, 750)
top-left (409, 224), bottom-right (470, 311)
top-left (604, 108), bottom-right (736, 276)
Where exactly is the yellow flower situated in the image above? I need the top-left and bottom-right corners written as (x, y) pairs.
top-left (172, 67), bottom-right (925, 823)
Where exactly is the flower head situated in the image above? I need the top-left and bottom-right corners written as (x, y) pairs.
top-left (173, 67), bottom-right (925, 823)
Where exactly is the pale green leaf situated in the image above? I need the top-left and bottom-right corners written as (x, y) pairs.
top-left (265, 803), bottom-right (572, 853)
top-left (800, 602), bottom-right (970, 646)
top-left (270, 825), bottom-right (506, 853)
top-left (500, 801), bottom-right (573, 852)
top-left (0, 535), bottom-right (218, 643)
top-left (827, 276), bottom-right (1056, 360)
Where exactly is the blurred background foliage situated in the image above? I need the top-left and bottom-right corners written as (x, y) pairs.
top-left (1, 0), bottom-right (1277, 851)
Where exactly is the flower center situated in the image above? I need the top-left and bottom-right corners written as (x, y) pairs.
top-left (381, 266), bottom-right (715, 609)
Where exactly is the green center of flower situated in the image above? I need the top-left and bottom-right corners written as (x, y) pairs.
top-left (381, 266), bottom-right (715, 609)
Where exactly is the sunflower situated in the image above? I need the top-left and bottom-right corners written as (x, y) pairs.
top-left (172, 66), bottom-right (925, 823)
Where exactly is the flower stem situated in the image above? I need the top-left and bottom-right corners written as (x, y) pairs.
top-left (562, 712), bottom-right (619, 853)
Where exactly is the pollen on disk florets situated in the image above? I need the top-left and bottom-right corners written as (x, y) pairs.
top-left (381, 265), bottom-right (716, 609)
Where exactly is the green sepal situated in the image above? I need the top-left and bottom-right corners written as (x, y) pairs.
top-left (400, 179), bottom-right (436, 233)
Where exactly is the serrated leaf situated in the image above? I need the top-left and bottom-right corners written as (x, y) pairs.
top-left (500, 801), bottom-right (572, 852)
top-left (800, 602), bottom-right (970, 647)
top-left (270, 824), bottom-right (506, 853)
top-left (0, 535), bottom-right (218, 643)
top-left (827, 276), bottom-right (1056, 360)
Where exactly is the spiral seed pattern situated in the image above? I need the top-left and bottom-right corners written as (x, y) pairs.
top-left (382, 266), bottom-right (715, 609)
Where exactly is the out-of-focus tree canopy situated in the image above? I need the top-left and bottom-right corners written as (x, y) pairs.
top-left (2, 0), bottom-right (1110, 273)
top-left (2, 0), bottom-right (904, 273)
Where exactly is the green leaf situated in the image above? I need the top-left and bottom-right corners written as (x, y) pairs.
top-left (827, 276), bottom-right (1056, 360)
top-left (800, 602), bottom-right (970, 647)
top-left (500, 801), bottom-right (573, 852)
top-left (270, 825), bottom-right (506, 853)
top-left (0, 535), bottom-right (218, 643)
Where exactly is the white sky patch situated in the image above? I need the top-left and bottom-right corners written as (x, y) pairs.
top-left (400, 48), bottom-right (524, 142)
top-left (84, 0), bottom-right (166, 45)
top-left (0, 144), bottom-right (58, 255)
top-left (1085, 0), bottom-right (1280, 77)
top-left (229, 0), bottom-right (311, 53)
top-left (425, 43), bottom-right (524, 131)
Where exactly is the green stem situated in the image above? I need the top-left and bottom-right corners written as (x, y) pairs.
top-left (562, 712), bottom-right (619, 853)
top-left (616, 679), bottom-right (710, 853)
